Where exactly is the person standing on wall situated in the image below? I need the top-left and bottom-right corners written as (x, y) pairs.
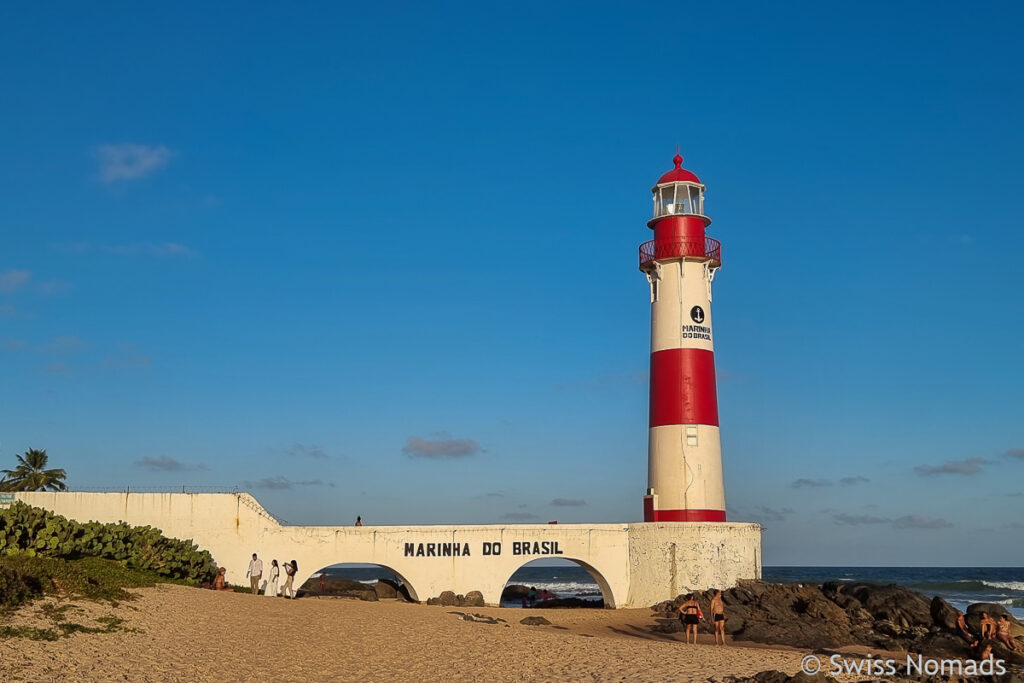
top-left (247, 553), bottom-right (263, 596)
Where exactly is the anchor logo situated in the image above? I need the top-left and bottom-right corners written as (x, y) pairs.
top-left (690, 306), bottom-right (705, 324)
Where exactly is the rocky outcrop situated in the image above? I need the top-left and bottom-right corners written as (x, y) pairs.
top-left (520, 616), bottom-right (552, 626)
top-left (299, 577), bottom-right (378, 601)
top-left (501, 584), bottom-right (531, 601)
top-left (534, 597), bottom-right (604, 609)
top-left (426, 590), bottom-right (485, 607)
top-left (651, 581), bottom-right (1024, 660)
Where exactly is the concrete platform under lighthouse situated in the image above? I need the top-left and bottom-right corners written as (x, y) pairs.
top-left (10, 492), bottom-right (762, 608)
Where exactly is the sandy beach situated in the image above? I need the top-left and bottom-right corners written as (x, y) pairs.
top-left (0, 586), bottom-right (811, 682)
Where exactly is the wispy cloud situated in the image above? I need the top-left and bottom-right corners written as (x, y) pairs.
top-left (891, 515), bottom-right (952, 530)
top-left (245, 477), bottom-right (334, 490)
top-left (2, 339), bottom-right (27, 351)
top-left (104, 243), bottom-right (194, 257)
top-left (1004, 448), bottom-right (1024, 461)
top-left (102, 344), bottom-right (152, 370)
top-left (53, 242), bottom-right (195, 258)
top-left (832, 512), bottom-right (952, 530)
top-left (284, 443), bottom-right (331, 460)
top-left (403, 435), bottom-right (483, 459)
top-left (46, 362), bottom-right (70, 375)
top-left (833, 513), bottom-right (890, 526)
top-left (791, 478), bottom-right (832, 489)
top-left (839, 476), bottom-right (871, 486)
top-left (755, 506), bottom-right (795, 522)
top-left (914, 456), bottom-right (991, 476)
top-left (94, 143), bottom-right (173, 184)
top-left (43, 335), bottom-right (86, 354)
top-left (0, 269), bottom-right (31, 292)
top-left (551, 498), bottom-right (586, 507)
top-left (134, 456), bottom-right (207, 472)
top-left (502, 512), bottom-right (538, 521)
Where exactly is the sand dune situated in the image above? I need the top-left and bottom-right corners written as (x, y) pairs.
top-left (0, 585), bottom-right (810, 682)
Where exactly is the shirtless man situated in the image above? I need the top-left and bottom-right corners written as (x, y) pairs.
top-left (995, 615), bottom-right (1021, 653)
top-left (980, 612), bottom-right (997, 640)
top-left (710, 590), bottom-right (727, 645)
top-left (678, 594), bottom-right (701, 644)
top-left (956, 610), bottom-right (977, 647)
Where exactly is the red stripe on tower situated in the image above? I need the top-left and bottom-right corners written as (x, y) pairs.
top-left (649, 348), bottom-right (719, 427)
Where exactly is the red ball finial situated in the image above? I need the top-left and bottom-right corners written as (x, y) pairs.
top-left (673, 153), bottom-right (683, 169)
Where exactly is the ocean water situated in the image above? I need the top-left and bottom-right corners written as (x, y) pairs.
top-left (314, 564), bottom-right (1024, 616)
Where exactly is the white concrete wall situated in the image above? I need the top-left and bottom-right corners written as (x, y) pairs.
top-left (11, 492), bottom-right (760, 608)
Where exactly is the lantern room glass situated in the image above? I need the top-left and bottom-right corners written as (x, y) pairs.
top-left (653, 182), bottom-right (705, 219)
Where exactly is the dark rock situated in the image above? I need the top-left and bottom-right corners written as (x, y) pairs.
top-left (520, 616), bottom-right (551, 626)
top-left (463, 591), bottom-right (485, 607)
top-left (427, 590), bottom-right (487, 607)
top-left (501, 584), bottom-right (531, 601)
top-left (313, 577), bottom-right (378, 601)
top-left (460, 612), bottom-right (500, 625)
top-left (966, 603), bottom-right (1024, 637)
top-left (652, 580), bottom-right (1015, 658)
top-left (929, 596), bottom-right (959, 631)
top-left (535, 597), bottom-right (604, 609)
top-left (427, 590), bottom-right (459, 606)
top-left (374, 580), bottom-right (398, 600)
top-left (823, 582), bottom-right (931, 631)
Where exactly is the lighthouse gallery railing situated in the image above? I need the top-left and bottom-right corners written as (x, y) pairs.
top-left (638, 237), bottom-right (721, 268)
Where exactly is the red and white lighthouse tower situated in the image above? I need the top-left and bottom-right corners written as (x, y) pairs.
top-left (640, 154), bottom-right (726, 523)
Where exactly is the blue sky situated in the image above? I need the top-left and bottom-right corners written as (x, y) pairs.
top-left (1, 2), bottom-right (1022, 565)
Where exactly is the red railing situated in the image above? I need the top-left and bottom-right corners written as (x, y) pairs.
top-left (638, 237), bottom-right (721, 268)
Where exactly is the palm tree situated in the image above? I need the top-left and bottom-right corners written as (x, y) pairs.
top-left (0, 449), bottom-right (67, 492)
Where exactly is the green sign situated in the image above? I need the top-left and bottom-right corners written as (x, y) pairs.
top-left (0, 493), bottom-right (14, 504)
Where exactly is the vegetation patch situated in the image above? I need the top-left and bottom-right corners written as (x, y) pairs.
top-left (0, 502), bottom-right (218, 584)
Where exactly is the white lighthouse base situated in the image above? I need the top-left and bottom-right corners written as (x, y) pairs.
top-left (9, 492), bottom-right (761, 609)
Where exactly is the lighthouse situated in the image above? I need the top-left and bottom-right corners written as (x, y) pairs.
top-left (640, 154), bottom-right (726, 522)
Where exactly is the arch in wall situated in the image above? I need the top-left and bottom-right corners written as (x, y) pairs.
top-left (500, 557), bottom-right (617, 609)
top-left (296, 562), bottom-right (421, 603)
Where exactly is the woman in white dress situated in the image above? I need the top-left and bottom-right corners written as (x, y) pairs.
top-left (265, 559), bottom-right (280, 597)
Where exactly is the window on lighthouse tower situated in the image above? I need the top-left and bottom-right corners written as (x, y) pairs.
top-left (654, 182), bottom-right (705, 219)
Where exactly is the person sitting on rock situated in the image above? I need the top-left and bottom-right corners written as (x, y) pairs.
top-left (995, 615), bottom-right (1022, 653)
top-left (213, 567), bottom-right (231, 591)
top-left (678, 594), bottom-right (701, 644)
top-left (956, 609), bottom-right (978, 647)
top-left (980, 612), bottom-right (997, 640)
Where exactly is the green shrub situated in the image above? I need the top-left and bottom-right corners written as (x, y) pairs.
top-left (0, 502), bottom-right (217, 584)
top-left (0, 564), bottom-right (44, 608)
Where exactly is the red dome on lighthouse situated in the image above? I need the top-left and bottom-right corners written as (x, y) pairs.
top-left (656, 154), bottom-right (701, 185)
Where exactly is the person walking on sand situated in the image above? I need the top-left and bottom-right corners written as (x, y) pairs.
top-left (710, 589), bottom-right (726, 645)
top-left (247, 553), bottom-right (263, 596)
top-left (282, 560), bottom-right (298, 599)
top-left (678, 594), bottom-right (701, 644)
top-left (265, 559), bottom-right (280, 598)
